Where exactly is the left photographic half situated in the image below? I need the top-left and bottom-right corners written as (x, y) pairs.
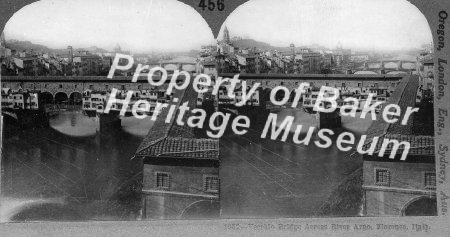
top-left (0, 0), bottom-right (217, 221)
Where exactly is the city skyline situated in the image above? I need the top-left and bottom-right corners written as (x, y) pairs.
top-left (219, 0), bottom-right (432, 51)
top-left (2, 0), bottom-right (434, 54)
top-left (3, 0), bottom-right (215, 53)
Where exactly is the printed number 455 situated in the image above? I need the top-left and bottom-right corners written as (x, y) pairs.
top-left (199, 0), bottom-right (225, 11)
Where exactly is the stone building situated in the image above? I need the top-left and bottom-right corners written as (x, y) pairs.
top-left (362, 75), bottom-right (436, 216)
top-left (72, 51), bottom-right (102, 76)
top-left (134, 81), bottom-right (220, 219)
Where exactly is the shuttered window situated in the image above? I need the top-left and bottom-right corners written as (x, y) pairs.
top-left (156, 172), bottom-right (170, 190)
top-left (375, 168), bottom-right (390, 186)
top-left (203, 175), bottom-right (219, 193)
top-left (424, 172), bottom-right (436, 190)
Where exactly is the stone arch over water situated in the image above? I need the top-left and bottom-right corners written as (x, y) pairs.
top-left (402, 196), bottom-right (437, 216)
top-left (69, 92), bottom-right (82, 105)
top-left (54, 92), bottom-right (68, 104)
top-left (40, 91), bottom-right (54, 105)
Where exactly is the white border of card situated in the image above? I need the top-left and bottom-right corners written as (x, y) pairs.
top-left (0, 0), bottom-right (449, 236)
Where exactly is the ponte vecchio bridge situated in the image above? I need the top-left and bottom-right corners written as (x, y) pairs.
top-left (1, 73), bottom-right (406, 104)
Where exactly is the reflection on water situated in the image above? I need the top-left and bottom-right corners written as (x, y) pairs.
top-left (2, 108), bottom-right (374, 220)
top-left (1, 111), bottom-right (153, 221)
top-left (49, 111), bottom-right (97, 137)
top-left (220, 109), bottom-right (373, 218)
top-left (121, 116), bottom-right (155, 137)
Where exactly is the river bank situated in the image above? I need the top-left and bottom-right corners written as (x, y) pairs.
top-left (316, 167), bottom-right (364, 217)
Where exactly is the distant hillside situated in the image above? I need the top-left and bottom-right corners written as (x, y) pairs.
top-left (80, 46), bottom-right (108, 54)
top-left (5, 39), bottom-right (108, 55)
top-left (5, 40), bottom-right (53, 54)
top-left (231, 38), bottom-right (290, 52)
top-left (231, 38), bottom-right (271, 50)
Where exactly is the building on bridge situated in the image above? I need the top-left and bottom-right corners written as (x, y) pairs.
top-left (134, 81), bottom-right (220, 219)
top-left (362, 75), bottom-right (436, 216)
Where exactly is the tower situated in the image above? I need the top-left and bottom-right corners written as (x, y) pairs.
top-left (67, 46), bottom-right (73, 64)
top-left (223, 26), bottom-right (230, 44)
top-left (0, 32), bottom-right (6, 47)
top-left (114, 43), bottom-right (121, 53)
top-left (290, 43), bottom-right (295, 58)
top-left (1, 32), bottom-right (6, 58)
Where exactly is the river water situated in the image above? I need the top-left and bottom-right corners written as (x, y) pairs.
top-left (1, 108), bottom-right (374, 220)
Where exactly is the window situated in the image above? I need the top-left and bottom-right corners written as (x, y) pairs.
top-left (280, 82), bottom-right (284, 86)
top-left (203, 175), bottom-right (219, 193)
top-left (121, 85), bottom-right (126, 90)
top-left (424, 172), bottom-right (436, 190)
top-left (358, 83), bottom-right (362, 87)
top-left (342, 83), bottom-right (346, 87)
top-left (89, 85), bottom-right (94, 90)
top-left (59, 84), bottom-right (63, 88)
top-left (105, 85), bottom-right (109, 90)
top-left (325, 83), bottom-right (329, 86)
top-left (375, 168), bottom-right (390, 186)
top-left (156, 172), bottom-right (170, 189)
top-left (374, 83), bottom-right (379, 87)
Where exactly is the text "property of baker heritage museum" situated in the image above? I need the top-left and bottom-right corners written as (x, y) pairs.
top-left (104, 53), bottom-right (421, 161)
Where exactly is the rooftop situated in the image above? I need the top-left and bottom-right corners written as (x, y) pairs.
top-left (363, 74), bottom-right (434, 158)
top-left (134, 80), bottom-right (219, 161)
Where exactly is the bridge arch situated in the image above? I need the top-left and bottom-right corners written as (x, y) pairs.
top-left (261, 88), bottom-right (272, 102)
top-left (386, 71), bottom-right (408, 75)
top-left (401, 62), bottom-right (416, 70)
top-left (69, 92), bottom-right (83, 105)
top-left (272, 87), bottom-right (289, 104)
top-left (164, 64), bottom-right (179, 73)
top-left (384, 62), bottom-right (399, 69)
top-left (54, 92), bottom-right (69, 105)
top-left (288, 89), bottom-right (301, 103)
top-left (182, 64), bottom-right (196, 73)
top-left (401, 196), bottom-right (437, 216)
top-left (179, 200), bottom-right (220, 219)
top-left (354, 71), bottom-right (377, 75)
top-left (40, 92), bottom-right (54, 105)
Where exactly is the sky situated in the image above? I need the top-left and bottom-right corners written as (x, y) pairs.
top-left (219, 0), bottom-right (433, 51)
top-left (3, 0), bottom-right (433, 53)
top-left (3, 0), bottom-right (215, 52)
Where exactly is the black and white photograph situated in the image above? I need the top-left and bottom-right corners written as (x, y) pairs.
top-left (0, 0), bottom-right (443, 229)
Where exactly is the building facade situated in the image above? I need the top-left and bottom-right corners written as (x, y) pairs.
top-left (362, 75), bottom-right (436, 216)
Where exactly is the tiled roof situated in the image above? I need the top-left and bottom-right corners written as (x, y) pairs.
top-left (136, 137), bottom-right (219, 159)
top-left (365, 75), bottom-right (418, 138)
top-left (362, 74), bottom-right (434, 157)
top-left (366, 134), bottom-right (434, 156)
top-left (134, 80), bottom-right (219, 160)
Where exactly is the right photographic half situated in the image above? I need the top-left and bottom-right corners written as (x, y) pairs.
top-left (212, 0), bottom-right (436, 218)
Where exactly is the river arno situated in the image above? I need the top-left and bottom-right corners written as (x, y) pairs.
top-left (220, 109), bottom-right (374, 218)
top-left (1, 108), bottom-right (374, 220)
